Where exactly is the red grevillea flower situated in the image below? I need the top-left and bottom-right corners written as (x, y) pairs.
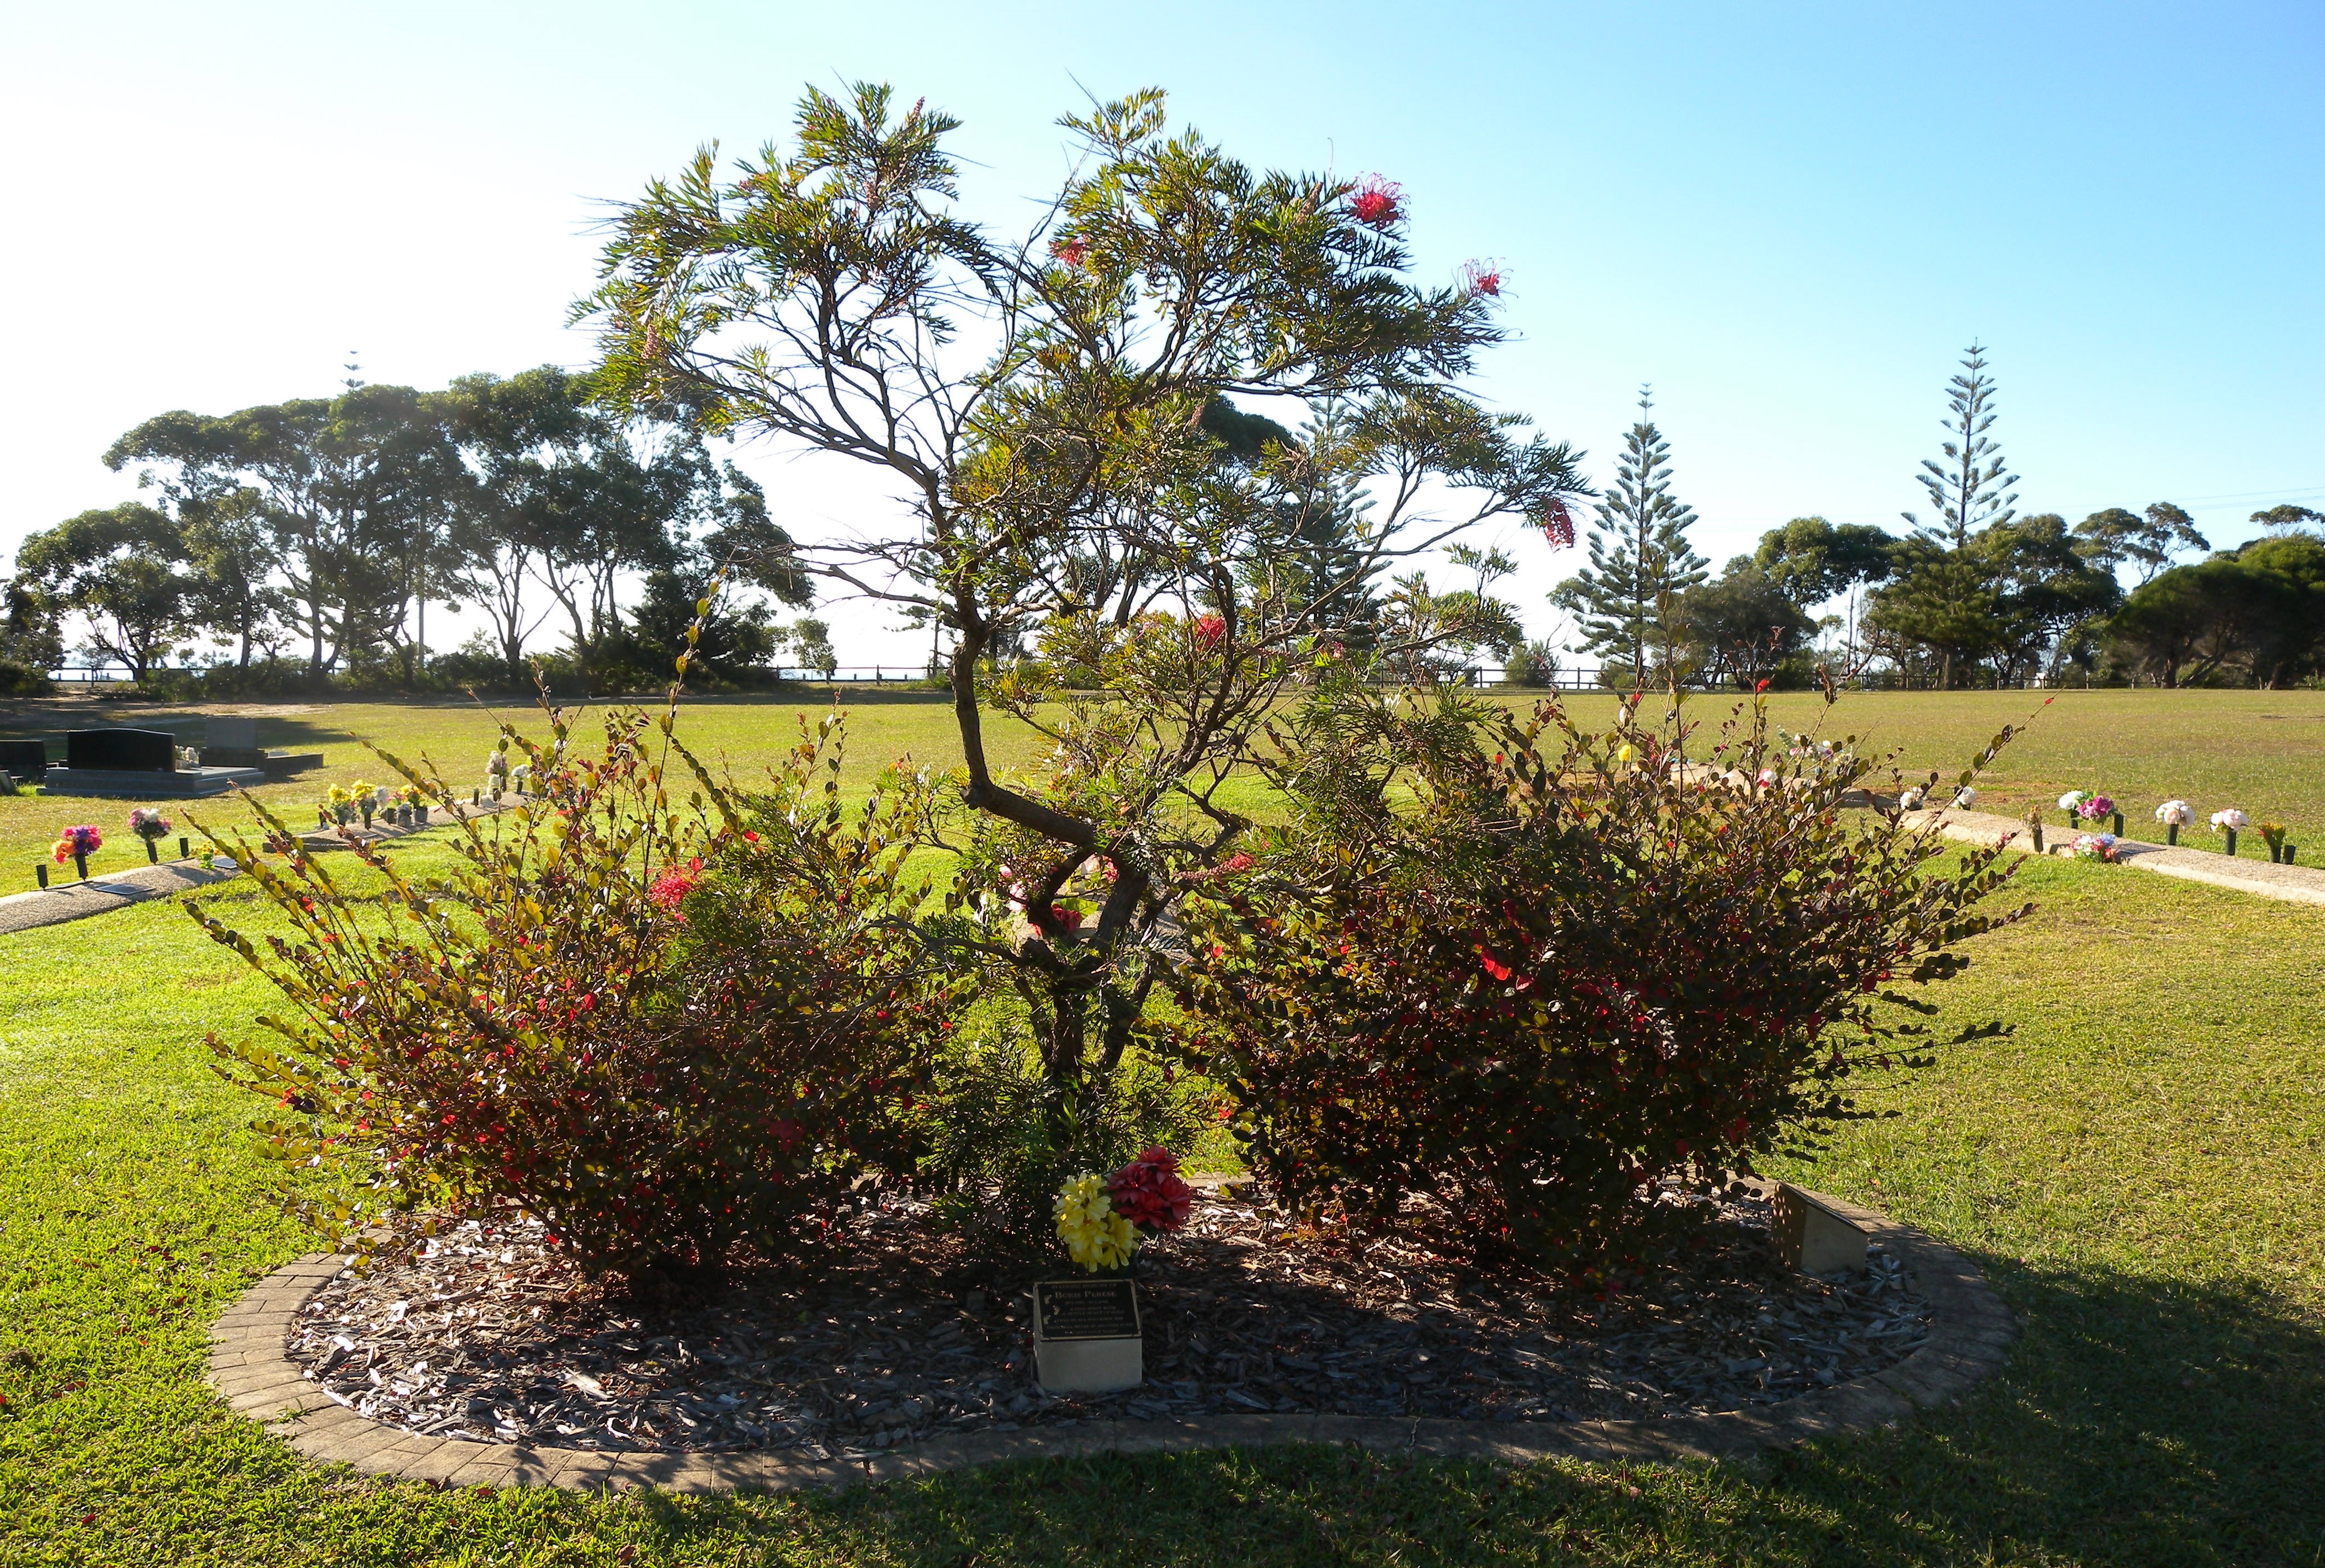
top-left (1049, 902), bottom-right (1085, 932)
top-left (1349, 175), bottom-right (1403, 230)
top-left (1192, 613), bottom-right (1227, 652)
top-left (1107, 1147), bottom-right (1194, 1231)
top-left (648, 858), bottom-right (703, 911)
top-left (1048, 235), bottom-right (1090, 268)
top-left (1461, 261), bottom-right (1502, 297)
top-left (1538, 498), bottom-right (1575, 550)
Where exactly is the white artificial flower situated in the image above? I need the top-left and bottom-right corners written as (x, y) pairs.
top-left (2210, 808), bottom-right (2249, 831)
top-left (1898, 785), bottom-right (1926, 811)
top-left (1953, 786), bottom-right (1977, 808)
top-left (2058, 791), bottom-right (2085, 812)
top-left (2156, 800), bottom-right (2194, 826)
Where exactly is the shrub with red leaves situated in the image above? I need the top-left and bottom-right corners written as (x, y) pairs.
top-left (1349, 174), bottom-right (1403, 230)
top-left (1176, 691), bottom-right (2027, 1268)
top-left (1107, 1146), bottom-right (1193, 1232)
top-left (194, 708), bottom-right (958, 1287)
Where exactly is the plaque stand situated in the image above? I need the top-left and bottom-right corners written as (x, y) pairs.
top-left (1031, 1278), bottom-right (1143, 1393)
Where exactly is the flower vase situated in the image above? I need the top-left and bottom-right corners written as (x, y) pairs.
top-left (36, 864), bottom-right (48, 890)
top-left (2287, 844), bottom-right (2299, 864)
top-left (360, 806), bottom-right (374, 831)
top-left (2224, 828), bottom-right (2238, 857)
top-left (73, 852), bottom-right (87, 882)
top-left (2167, 823), bottom-right (2178, 847)
top-left (145, 840), bottom-right (157, 863)
top-left (2112, 812), bottom-right (2124, 836)
top-left (2269, 844), bottom-right (2282, 864)
top-left (177, 837), bottom-right (188, 859)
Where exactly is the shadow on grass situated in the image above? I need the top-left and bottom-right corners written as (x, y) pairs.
top-left (529, 1256), bottom-right (2323, 1568)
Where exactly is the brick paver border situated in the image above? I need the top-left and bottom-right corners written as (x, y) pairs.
top-left (206, 1187), bottom-right (2015, 1493)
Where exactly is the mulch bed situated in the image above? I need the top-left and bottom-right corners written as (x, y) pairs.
top-left (284, 1186), bottom-right (1929, 1459)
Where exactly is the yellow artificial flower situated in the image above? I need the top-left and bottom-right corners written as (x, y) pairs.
top-left (1054, 1172), bottom-right (1137, 1272)
top-left (1616, 744), bottom-right (1635, 764)
top-left (325, 785), bottom-right (351, 805)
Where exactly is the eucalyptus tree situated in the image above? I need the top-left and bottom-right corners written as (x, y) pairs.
top-left (578, 84), bottom-right (1582, 1179)
top-left (106, 384), bottom-right (462, 679)
top-left (10, 502), bottom-right (197, 682)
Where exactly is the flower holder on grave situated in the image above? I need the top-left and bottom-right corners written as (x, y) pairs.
top-left (1032, 1278), bottom-right (1143, 1393)
top-left (1771, 1183), bottom-right (1867, 1275)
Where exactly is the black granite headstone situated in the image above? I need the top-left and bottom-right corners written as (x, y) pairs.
top-left (66, 728), bottom-right (177, 772)
top-left (0, 740), bottom-right (47, 780)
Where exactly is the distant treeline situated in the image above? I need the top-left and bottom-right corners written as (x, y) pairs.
top-left (0, 368), bottom-right (836, 696)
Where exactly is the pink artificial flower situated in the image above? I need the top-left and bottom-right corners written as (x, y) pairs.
top-left (1349, 176), bottom-right (1403, 230)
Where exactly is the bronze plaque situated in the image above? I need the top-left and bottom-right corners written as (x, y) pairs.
top-left (1033, 1279), bottom-right (1141, 1341)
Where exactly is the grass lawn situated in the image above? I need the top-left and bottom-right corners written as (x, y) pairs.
top-left (3, 780), bottom-right (2323, 1563)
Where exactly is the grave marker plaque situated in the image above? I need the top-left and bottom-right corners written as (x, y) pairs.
top-left (1031, 1279), bottom-right (1143, 1393)
top-left (1033, 1279), bottom-right (1140, 1340)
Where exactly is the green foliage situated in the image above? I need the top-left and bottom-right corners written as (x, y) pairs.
top-left (1904, 342), bottom-right (2018, 547)
top-left (577, 82), bottom-right (1585, 1236)
top-left (1675, 558), bottom-right (1816, 689)
top-left (9, 501), bottom-right (197, 682)
top-left (1551, 388), bottom-right (1708, 688)
top-left (1175, 689), bottom-right (2027, 1268)
top-left (1753, 515), bottom-right (1897, 605)
top-left (2106, 531), bottom-right (2325, 688)
top-left (189, 706), bottom-right (956, 1284)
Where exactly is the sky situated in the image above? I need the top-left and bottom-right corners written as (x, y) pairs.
top-left (6, 1), bottom-right (2320, 670)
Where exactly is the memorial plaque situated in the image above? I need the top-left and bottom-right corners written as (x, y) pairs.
top-left (0, 740), bottom-right (47, 780)
top-left (1033, 1279), bottom-right (1141, 1341)
top-left (65, 728), bottom-right (177, 773)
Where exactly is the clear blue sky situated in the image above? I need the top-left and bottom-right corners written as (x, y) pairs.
top-left (7, 2), bottom-right (2319, 665)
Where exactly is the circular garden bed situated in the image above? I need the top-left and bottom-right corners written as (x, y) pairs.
top-left (263, 1182), bottom-right (1936, 1464)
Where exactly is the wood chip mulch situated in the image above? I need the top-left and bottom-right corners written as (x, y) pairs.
top-left (284, 1186), bottom-right (1928, 1459)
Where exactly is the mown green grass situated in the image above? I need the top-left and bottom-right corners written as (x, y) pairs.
top-left (3, 817), bottom-right (2322, 1564)
top-left (7, 688), bottom-right (2319, 890)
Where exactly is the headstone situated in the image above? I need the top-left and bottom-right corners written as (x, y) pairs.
top-left (1771, 1183), bottom-right (1867, 1274)
top-left (206, 716), bottom-right (258, 750)
top-left (1031, 1279), bottom-right (1143, 1393)
top-left (0, 740), bottom-right (46, 780)
top-left (65, 728), bottom-right (176, 773)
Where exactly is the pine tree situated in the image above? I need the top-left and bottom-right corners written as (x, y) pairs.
top-left (1907, 343), bottom-right (2018, 548)
top-left (1551, 388), bottom-right (1708, 687)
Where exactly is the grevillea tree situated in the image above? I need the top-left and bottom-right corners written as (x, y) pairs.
top-left (578, 85), bottom-right (1585, 1208)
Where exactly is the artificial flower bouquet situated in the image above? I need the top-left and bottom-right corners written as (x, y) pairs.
top-left (2070, 832), bottom-right (2122, 863)
top-left (52, 824), bottom-right (101, 869)
top-left (1053, 1147), bottom-right (1195, 1273)
top-left (128, 807), bottom-right (172, 860)
top-left (2074, 791), bottom-right (2117, 830)
top-left (2259, 822), bottom-right (2289, 863)
top-left (2155, 799), bottom-right (2194, 844)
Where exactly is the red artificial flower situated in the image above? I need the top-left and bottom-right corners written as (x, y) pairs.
top-left (1538, 498), bottom-right (1575, 550)
top-left (1349, 175), bottom-right (1403, 230)
top-left (1192, 613), bottom-right (1227, 653)
top-left (1107, 1146), bottom-right (1195, 1232)
top-left (1461, 261), bottom-right (1502, 297)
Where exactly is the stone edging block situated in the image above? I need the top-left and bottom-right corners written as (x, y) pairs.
top-left (205, 1186), bottom-right (2014, 1494)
